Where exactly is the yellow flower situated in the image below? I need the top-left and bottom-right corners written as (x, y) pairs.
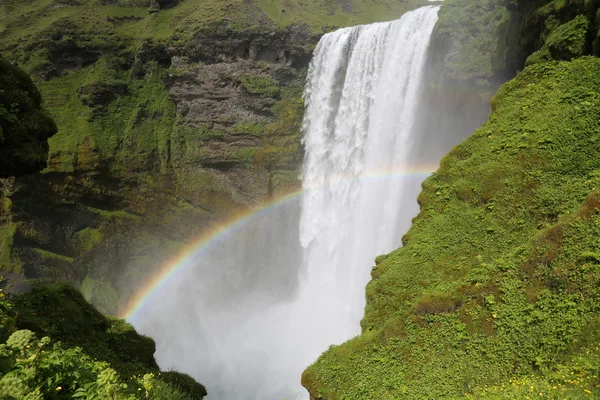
top-left (56, 387), bottom-right (62, 391)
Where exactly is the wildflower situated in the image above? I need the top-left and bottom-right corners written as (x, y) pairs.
top-left (56, 387), bottom-right (62, 391)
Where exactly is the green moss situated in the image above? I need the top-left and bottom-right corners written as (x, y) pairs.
top-left (229, 122), bottom-right (264, 137)
top-left (39, 69), bottom-right (92, 171)
top-left (240, 73), bottom-right (280, 97)
top-left (75, 228), bottom-right (104, 252)
top-left (0, 224), bottom-right (20, 274)
top-left (31, 248), bottom-right (74, 264)
top-left (545, 14), bottom-right (590, 59)
top-left (87, 207), bottom-right (139, 221)
top-left (303, 58), bottom-right (600, 399)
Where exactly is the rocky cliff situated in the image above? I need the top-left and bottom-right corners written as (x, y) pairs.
top-left (0, 0), bottom-right (428, 314)
top-left (0, 57), bottom-right (57, 178)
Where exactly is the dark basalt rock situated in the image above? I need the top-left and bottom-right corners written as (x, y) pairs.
top-left (0, 57), bottom-right (57, 178)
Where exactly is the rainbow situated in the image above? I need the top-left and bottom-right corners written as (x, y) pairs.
top-left (119, 164), bottom-right (439, 320)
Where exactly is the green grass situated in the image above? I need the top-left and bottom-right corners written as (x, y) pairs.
top-left (240, 73), bottom-right (280, 97)
top-left (302, 57), bottom-right (600, 399)
top-left (31, 248), bottom-right (74, 264)
top-left (87, 207), bottom-right (139, 221)
top-left (1, 0), bottom-right (430, 56)
top-left (74, 228), bottom-right (104, 252)
top-left (0, 224), bottom-right (19, 274)
top-left (258, 0), bottom-right (429, 28)
top-left (39, 70), bottom-right (91, 171)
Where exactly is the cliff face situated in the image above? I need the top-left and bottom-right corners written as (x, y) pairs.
top-left (0, 26), bottom-right (313, 314)
top-left (0, 58), bottom-right (57, 178)
top-left (303, 1), bottom-right (600, 398)
top-left (0, 0), bottom-right (428, 313)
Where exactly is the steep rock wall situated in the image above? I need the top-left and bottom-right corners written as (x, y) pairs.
top-left (0, 9), bottom-right (315, 314)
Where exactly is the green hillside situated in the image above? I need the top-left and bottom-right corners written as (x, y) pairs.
top-left (302, 0), bottom-right (600, 398)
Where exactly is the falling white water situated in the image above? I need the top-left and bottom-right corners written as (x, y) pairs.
top-left (297, 6), bottom-right (440, 345)
top-left (129, 6), bottom-right (442, 400)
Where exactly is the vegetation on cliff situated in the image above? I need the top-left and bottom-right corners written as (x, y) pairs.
top-left (432, 0), bottom-right (600, 85)
top-left (0, 283), bottom-right (206, 399)
top-left (0, 57), bottom-right (57, 178)
top-left (0, 0), bottom-right (303, 311)
top-left (303, 53), bottom-right (600, 400)
top-left (302, 1), bottom-right (600, 397)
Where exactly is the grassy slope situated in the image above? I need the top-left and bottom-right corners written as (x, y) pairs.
top-left (0, 0), bottom-right (429, 45)
top-left (0, 283), bottom-right (207, 399)
top-left (303, 57), bottom-right (600, 399)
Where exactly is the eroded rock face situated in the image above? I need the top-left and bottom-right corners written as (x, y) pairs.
top-left (162, 24), bottom-right (314, 209)
top-left (177, 24), bottom-right (315, 67)
top-left (0, 58), bottom-right (57, 177)
top-left (0, 24), bottom-right (316, 314)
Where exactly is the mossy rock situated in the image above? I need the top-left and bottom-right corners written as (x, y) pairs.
top-left (545, 14), bottom-right (590, 59)
top-left (0, 57), bottom-right (57, 177)
top-left (12, 283), bottom-right (158, 376)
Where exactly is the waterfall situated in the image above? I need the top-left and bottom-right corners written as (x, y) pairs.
top-left (298, 5), bottom-right (440, 345)
top-left (129, 6), bottom-right (447, 400)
